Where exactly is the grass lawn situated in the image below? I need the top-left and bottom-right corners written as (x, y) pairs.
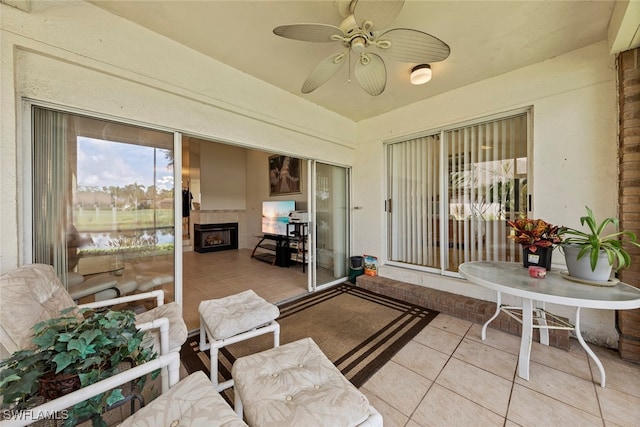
top-left (75, 209), bottom-right (174, 231)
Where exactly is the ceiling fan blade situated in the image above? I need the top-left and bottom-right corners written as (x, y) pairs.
top-left (301, 51), bottom-right (348, 94)
top-left (273, 23), bottom-right (343, 42)
top-left (354, 53), bottom-right (386, 96)
top-left (353, 0), bottom-right (405, 31)
top-left (378, 28), bottom-right (451, 63)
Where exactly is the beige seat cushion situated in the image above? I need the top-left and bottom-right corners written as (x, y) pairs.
top-left (199, 290), bottom-right (279, 340)
top-left (232, 337), bottom-right (372, 427)
top-left (118, 371), bottom-right (248, 427)
top-left (0, 264), bottom-right (77, 354)
top-left (136, 301), bottom-right (188, 353)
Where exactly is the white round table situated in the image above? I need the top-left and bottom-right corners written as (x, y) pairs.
top-left (459, 261), bottom-right (640, 387)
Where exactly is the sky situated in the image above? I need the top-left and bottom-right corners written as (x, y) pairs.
top-left (76, 137), bottom-right (174, 191)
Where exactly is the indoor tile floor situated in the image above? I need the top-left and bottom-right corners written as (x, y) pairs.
top-left (181, 249), bottom-right (640, 427)
top-left (182, 249), bottom-right (318, 331)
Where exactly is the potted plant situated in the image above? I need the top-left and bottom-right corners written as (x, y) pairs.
top-left (0, 307), bottom-right (157, 427)
top-left (559, 206), bottom-right (640, 282)
top-left (507, 216), bottom-right (563, 269)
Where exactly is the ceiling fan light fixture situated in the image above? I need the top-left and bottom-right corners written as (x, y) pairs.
top-left (351, 36), bottom-right (366, 53)
top-left (411, 64), bottom-right (432, 85)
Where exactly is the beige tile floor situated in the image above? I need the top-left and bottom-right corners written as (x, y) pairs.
top-left (362, 316), bottom-right (640, 427)
top-left (182, 249), bottom-right (327, 331)
top-left (182, 249), bottom-right (640, 427)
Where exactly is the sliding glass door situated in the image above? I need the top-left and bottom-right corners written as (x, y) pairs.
top-left (311, 162), bottom-right (349, 290)
top-left (31, 106), bottom-right (178, 303)
top-left (387, 110), bottom-right (530, 274)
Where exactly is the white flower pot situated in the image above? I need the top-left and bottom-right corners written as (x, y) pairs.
top-left (562, 244), bottom-right (612, 281)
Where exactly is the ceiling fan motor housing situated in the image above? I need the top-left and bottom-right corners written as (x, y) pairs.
top-left (340, 15), bottom-right (359, 36)
top-left (340, 15), bottom-right (376, 49)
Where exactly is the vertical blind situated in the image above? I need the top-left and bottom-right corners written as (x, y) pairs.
top-left (388, 134), bottom-right (441, 268)
top-left (387, 112), bottom-right (529, 273)
top-left (32, 107), bottom-right (70, 284)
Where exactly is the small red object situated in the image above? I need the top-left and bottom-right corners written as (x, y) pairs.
top-left (528, 266), bottom-right (546, 278)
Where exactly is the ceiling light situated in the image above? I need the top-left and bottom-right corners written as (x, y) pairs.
top-left (410, 64), bottom-right (432, 85)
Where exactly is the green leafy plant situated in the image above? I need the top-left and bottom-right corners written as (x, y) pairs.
top-left (0, 307), bottom-right (157, 427)
top-left (559, 206), bottom-right (640, 271)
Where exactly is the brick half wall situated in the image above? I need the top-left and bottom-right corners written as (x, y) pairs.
top-left (618, 47), bottom-right (640, 363)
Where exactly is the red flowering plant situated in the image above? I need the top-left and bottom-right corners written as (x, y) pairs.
top-left (507, 217), bottom-right (563, 252)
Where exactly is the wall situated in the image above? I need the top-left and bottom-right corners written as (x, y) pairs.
top-left (353, 41), bottom-right (620, 347)
top-left (190, 139), bottom-right (249, 249)
top-left (200, 143), bottom-right (247, 211)
top-left (0, 0), bottom-right (355, 271)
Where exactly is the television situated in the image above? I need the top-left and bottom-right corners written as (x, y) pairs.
top-left (262, 200), bottom-right (295, 236)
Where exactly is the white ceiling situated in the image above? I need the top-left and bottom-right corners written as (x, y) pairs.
top-left (87, 0), bottom-right (630, 122)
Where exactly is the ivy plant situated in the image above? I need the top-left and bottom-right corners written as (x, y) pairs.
top-left (0, 307), bottom-right (157, 427)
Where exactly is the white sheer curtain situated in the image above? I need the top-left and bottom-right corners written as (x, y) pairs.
top-left (32, 107), bottom-right (70, 284)
top-left (387, 111), bottom-right (529, 273)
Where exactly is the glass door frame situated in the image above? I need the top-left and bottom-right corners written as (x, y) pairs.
top-left (307, 159), bottom-right (315, 292)
top-left (309, 160), bottom-right (351, 292)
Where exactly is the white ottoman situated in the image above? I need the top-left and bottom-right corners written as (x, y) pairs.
top-left (119, 371), bottom-right (248, 427)
top-left (232, 337), bottom-right (383, 427)
top-left (199, 290), bottom-right (280, 391)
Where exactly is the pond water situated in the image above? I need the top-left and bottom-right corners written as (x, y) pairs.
top-left (79, 228), bottom-right (175, 248)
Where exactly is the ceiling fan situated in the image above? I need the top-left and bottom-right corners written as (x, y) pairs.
top-left (273, 0), bottom-right (450, 96)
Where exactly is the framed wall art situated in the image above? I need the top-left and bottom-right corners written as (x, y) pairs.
top-left (269, 155), bottom-right (301, 195)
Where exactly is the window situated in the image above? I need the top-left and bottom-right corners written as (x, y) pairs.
top-left (32, 106), bottom-right (176, 298)
top-left (386, 110), bottom-right (530, 274)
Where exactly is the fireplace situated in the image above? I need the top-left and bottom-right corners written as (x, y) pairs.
top-left (194, 223), bottom-right (238, 253)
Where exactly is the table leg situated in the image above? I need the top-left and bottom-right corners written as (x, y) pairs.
top-left (482, 291), bottom-right (502, 341)
top-left (518, 298), bottom-right (534, 381)
top-left (574, 307), bottom-right (606, 387)
top-left (537, 301), bottom-right (549, 346)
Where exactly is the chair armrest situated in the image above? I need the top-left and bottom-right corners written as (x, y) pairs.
top-left (136, 317), bottom-right (170, 356)
top-left (78, 289), bottom-right (165, 309)
top-left (0, 352), bottom-right (180, 427)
